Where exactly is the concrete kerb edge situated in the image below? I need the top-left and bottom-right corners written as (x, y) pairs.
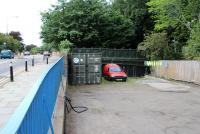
top-left (52, 76), bottom-right (66, 134)
top-left (0, 68), bottom-right (25, 87)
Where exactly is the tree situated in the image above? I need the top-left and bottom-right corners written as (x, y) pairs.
top-left (41, 0), bottom-right (134, 49)
top-left (30, 47), bottom-right (40, 54)
top-left (59, 39), bottom-right (73, 53)
top-left (40, 43), bottom-right (53, 52)
top-left (138, 32), bottom-right (171, 60)
top-left (25, 44), bottom-right (37, 51)
top-left (146, 0), bottom-right (200, 59)
top-left (184, 22), bottom-right (200, 59)
top-left (112, 0), bottom-right (154, 46)
top-left (0, 33), bottom-right (21, 52)
top-left (9, 31), bottom-right (23, 42)
top-left (9, 31), bottom-right (24, 52)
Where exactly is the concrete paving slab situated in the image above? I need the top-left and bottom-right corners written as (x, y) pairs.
top-left (140, 76), bottom-right (190, 92)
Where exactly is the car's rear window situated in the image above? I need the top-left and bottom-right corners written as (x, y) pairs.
top-left (1, 51), bottom-right (10, 54)
top-left (109, 67), bottom-right (121, 72)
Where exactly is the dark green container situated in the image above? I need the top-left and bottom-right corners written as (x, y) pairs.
top-left (71, 53), bottom-right (86, 65)
top-left (72, 72), bottom-right (86, 85)
top-left (73, 65), bottom-right (86, 73)
top-left (69, 48), bottom-right (146, 79)
top-left (87, 65), bottom-right (101, 73)
top-left (70, 53), bottom-right (102, 85)
top-left (86, 73), bottom-right (101, 84)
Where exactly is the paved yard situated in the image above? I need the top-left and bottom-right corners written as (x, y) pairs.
top-left (65, 77), bottom-right (200, 134)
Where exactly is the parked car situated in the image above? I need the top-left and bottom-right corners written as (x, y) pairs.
top-left (43, 51), bottom-right (51, 56)
top-left (24, 51), bottom-right (30, 56)
top-left (0, 50), bottom-right (14, 59)
top-left (103, 64), bottom-right (127, 81)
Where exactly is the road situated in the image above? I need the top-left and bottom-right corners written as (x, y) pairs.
top-left (0, 54), bottom-right (45, 75)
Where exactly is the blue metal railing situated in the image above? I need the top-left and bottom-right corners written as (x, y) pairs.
top-left (0, 57), bottom-right (64, 134)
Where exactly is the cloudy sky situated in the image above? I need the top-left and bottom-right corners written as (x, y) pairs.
top-left (0, 0), bottom-right (58, 46)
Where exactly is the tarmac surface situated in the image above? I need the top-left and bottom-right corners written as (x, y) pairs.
top-left (66, 77), bottom-right (200, 134)
top-left (0, 54), bottom-right (43, 74)
top-left (0, 56), bottom-right (60, 130)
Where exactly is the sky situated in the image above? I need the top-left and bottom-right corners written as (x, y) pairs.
top-left (0, 0), bottom-right (58, 46)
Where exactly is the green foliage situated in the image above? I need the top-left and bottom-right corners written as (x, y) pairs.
top-left (112, 0), bottom-right (154, 46)
top-left (59, 39), bottom-right (73, 53)
top-left (41, 0), bottom-right (134, 49)
top-left (30, 47), bottom-right (40, 54)
top-left (0, 33), bottom-right (21, 52)
top-left (138, 32), bottom-right (171, 60)
top-left (40, 43), bottom-right (53, 52)
top-left (9, 31), bottom-right (23, 42)
top-left (25, 44), bottom-right (37, 51)
top-left (40, 0), bottom-right (200, 60)
top-left (183, 22), bottom-right (200, 59)
top-left (146, 0), bottom-right (200, 59)
top-left (147, 0), bottom-right (177, 30)
top-left (147, 0), bottom-right (200, 30)
top-left (9, 31), bottom-right (24, 52)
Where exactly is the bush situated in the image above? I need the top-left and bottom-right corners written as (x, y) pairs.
top-left (183, 23), bottom-right (200, 59)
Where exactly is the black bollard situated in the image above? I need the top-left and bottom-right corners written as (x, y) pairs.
top-left (25, 59), bottom-right (28, 72)
top-left (10, 62), bottom-right (14, 82)
top-left (32, 56), bottom-right (34, 66)
top-left (46, 56), bottom-right (48, 64)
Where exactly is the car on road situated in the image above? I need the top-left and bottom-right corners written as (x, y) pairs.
top-left (103, 64), bottom-right (127, 81)
top-left (23, 51), bottom-right (30, 56)
top-left (43, 51), bottom-right (51, 56)
top-left (0, 50), bottom-right (14, 59)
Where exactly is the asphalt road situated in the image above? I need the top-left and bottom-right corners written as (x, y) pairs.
top-left (0, 54), bottom-right (45, 75)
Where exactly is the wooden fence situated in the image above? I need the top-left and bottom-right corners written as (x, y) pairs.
top-left (147, 60), bottom-right (200, 85)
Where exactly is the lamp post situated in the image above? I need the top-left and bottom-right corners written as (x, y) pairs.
top-left (6, 16), bottom-right (19, 34)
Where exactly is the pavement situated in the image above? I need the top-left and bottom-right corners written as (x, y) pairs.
top-left (0, 55), bottom-right (63, 132)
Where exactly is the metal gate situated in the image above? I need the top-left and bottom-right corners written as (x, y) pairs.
top-left (71, 53), bottom-right (102, 85)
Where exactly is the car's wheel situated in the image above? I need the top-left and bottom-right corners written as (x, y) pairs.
top-left (108, 77), bottom-right (112, 81)
top-left (105, 76), bottom-right (110, 81)
top-left (123, 78), bottom-right (127, 82)
top-left (104, 76), bottom-right (107, 80)
top-left (106, 76), bottom-right (110, 81)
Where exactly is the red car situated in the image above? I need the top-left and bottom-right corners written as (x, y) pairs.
top-left (103, 64), bottom-right (127, 81)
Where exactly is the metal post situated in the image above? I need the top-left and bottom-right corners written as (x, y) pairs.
top-left (32, 56), bottom-right (34, 66)
top-left (47, 56), bottom-right (48, 64)
top-left (25, 59), bottom-right (28, 71)
top-left (10, 62), bottom-right (14, 82)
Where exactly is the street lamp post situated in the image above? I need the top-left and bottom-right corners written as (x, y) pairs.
top-left (6, 16), bottom-right (19, 34)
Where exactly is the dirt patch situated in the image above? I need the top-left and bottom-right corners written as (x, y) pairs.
top-left (65, 77), bottom-right (200, 134)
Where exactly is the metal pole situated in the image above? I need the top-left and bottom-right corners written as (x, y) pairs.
top-left (10, 62), bottom-right (14, 82)
top-left (47, 56), bottom-right (48, 64)
top-left (6, 16), bottom-right (8, 34)
top-left (25, 59), bottom-right (28, 71)
top-left (32, 56), bottom-right (34, 66)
